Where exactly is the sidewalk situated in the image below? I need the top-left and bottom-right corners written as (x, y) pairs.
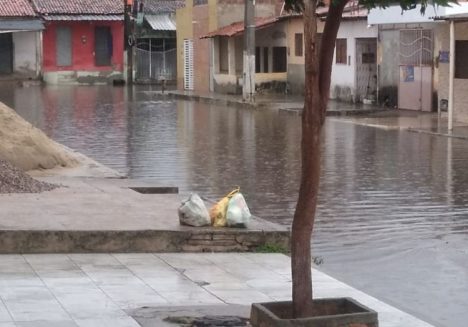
top-left (336, 109), bottom-right (468, 139)
top-left (149, 90), bottom-right (387, 116)
top-left (0, 253), bottom-right (434, 327)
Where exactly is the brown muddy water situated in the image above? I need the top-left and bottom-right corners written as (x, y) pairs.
top-left (1, 85), bottom-right (467, 327)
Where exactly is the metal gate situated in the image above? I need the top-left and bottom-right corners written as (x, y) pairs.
top-left (355, 38), bottom-right (377, 102)
top-left (183, 39), bottom-right (194, 90)
top-left (398, 29), bottom-right (433, 111)
top-left (135, 38), bottom-right (176, 82)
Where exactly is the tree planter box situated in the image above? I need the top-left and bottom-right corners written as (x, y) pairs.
top-left (250, 298), bottom-right (378, 327)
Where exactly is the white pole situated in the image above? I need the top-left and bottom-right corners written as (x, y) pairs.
top-left (448, 20), bottom-right (455, 131)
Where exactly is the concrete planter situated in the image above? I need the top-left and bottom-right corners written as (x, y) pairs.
top-left (250, 298), bottom-right (378, 327)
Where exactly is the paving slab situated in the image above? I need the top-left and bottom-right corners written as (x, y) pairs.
top-left (0, 253), bottom-right (433, 327)
top-left (0, 177), bottom-right (289, 253)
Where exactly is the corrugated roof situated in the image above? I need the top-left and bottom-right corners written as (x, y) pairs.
top-left (145, 15), bottom-right (176, 31)
top-left (32, 0), bottom-right (123, 15)
top-left (0, 19), bottom-right (43, 30)
top-left (0, 0), bottom-right (37, 17)
top-left (143, 0), bottom-right (185, 14)
top-left (201, 16), bottom-right (279, 38)
top-left (43, 14), bottom-right (123, 21)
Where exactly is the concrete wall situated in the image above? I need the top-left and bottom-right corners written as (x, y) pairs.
top-left (286, 17), bottom-right (306, 94)
top-left (330, 20), bottom-right (377, 102)
top-left (437, 21), bottom-right (468, 122)
top-left (13, 31), bottom-right (39, 78)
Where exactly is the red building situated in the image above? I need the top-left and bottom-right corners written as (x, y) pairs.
top-left (32, 0), bottom-right (124, 84)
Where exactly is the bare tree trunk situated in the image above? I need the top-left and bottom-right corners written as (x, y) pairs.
top-left (291, 0), bottom-right (349, 318)
top-left (291, 0), bottom-right (320, 318)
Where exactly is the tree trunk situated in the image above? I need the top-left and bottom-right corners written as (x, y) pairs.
top-left (291, 0), bottom-right (349, 318)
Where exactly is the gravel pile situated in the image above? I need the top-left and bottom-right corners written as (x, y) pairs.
top-left (0, 159), bottom-right (58, 194)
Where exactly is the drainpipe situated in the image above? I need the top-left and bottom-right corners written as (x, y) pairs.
top-left (448, 20), bottom-right (455, 131)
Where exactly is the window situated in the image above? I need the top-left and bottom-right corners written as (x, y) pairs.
top-left (56, 26), bottom-right (72, 67)
top-left (263, 47), bottom-right (269, 72)
top-left (193, 0), bottom-right (207, 5)
top-left (335, 38), bottom-right (347, 64)
top-left (219, 37), bottom-right (228, 73)
top-left (272, 47), bottom-right (287, 72)
top-left (455, 40), bottom-right (468, 79)
top-left (95, 26), bottom-right (113, 66)
top-left (295, 33), bottom-right (303, 57)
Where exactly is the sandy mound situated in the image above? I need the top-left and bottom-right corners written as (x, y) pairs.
top-left (0, 159), bottom-right (57, 194)
top-left (0, 101), bottom-right (79, 171)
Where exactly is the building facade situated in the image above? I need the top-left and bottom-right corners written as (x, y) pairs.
top-left (32, 0), bottom-right (124, 85)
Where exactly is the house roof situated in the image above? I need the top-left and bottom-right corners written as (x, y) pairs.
top-left (201, 16), bottom-right (280, 38)
top-left (31, 0), bottom-right (123, 16)
top-left (145, 14), bottom-right (176, 31)
top-left (143, 0), bottom-right (185, 14)
top-left (0, 0), bottom-right (37, 17)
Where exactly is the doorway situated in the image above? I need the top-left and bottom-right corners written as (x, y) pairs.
top-left (398, 29), bottom-right (433, 111)
top-left (356, 38), bottom-right (377, 102)
top-left (0, 33), bottom-right (13, 74)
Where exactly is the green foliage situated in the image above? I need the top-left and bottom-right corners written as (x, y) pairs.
top-left (255, 243), bottom-right (289, 253)
top-left (284, 0), bottom-right (457, 15)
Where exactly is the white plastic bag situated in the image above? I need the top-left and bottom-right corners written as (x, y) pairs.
top-left (178, 193), bottom-right (211, 227)
top-left (226, 193), bottom-right (251, 228)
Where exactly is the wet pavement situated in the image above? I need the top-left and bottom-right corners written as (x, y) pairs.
top-left (1, 85), bottom-right (468, 327)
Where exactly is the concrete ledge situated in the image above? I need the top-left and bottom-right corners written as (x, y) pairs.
top-left (0, 229), bottom-right (290, 254)
top-left (0, 177), bottom-right (290, 253)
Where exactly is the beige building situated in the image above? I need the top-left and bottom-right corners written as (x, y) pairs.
top-left (176, 0), bottom-right (281, 93)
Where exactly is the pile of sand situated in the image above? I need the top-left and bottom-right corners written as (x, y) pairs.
top-left (0, 101), bottom-right (79, 171)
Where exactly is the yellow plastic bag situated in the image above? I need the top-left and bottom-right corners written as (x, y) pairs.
top-left (210, 187), bottom-right (240, 227)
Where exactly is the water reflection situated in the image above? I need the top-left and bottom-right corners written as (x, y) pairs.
top-left (1, 85), bottom-right (468, 327)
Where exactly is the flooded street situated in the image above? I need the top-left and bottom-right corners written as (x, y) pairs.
top-left (2, 85), bottom-right (468, 327)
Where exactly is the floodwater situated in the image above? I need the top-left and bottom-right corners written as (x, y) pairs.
top-left (1, 85), bottom-right (468, 327)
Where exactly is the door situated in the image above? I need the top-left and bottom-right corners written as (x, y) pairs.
top-left (0, 33), bottom-right (13, 74)
top-left (355, 38), bottom-right (377, 102)
top-left (56, 26), bottom-right (72, 67)
top-left (183, 39), bottom-right (194, 90)
top-left (95, 26), bottom-right (112, 66)
top-left (398, 29), bottom-right (433, 111)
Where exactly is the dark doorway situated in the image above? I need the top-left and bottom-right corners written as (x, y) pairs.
top-left (0, 33), bottom-right (13, 74)
top-left (272, 46), bottom-right (287, 73)
top-left (95, 26), bottom-right (113, 66)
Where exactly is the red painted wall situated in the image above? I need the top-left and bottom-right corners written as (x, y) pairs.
top-left (43, 21), bottom-right (124, 72)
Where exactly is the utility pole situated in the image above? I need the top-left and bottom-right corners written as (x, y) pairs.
top-left (243, 0), bottom-right (255, 102)
top-left (124, 0), bottom-right (134, 85)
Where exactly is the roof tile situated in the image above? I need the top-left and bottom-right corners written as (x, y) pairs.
top-left (0, 0), bottom-right (37, 17)
top-left (31, 0), bottom-right (124, 15)
top-left (143, 0), bottom-right (185, 14)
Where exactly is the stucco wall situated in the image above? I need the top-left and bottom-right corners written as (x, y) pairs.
top-left (330, 20), bottom-right (377, 102)
top-left (437, 21), bottom-right (468, 122)
top-left (42, 21), bottom-right (123, 72)
top-left (13, 31), bottom-right (38, 77)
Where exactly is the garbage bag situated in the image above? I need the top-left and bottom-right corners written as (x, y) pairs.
top-left (210, 187), bottom-right (240, 227)
top-left (226, 193), bottom-right (251, 228)
top-left (178, 193), bottom-right (211, 227)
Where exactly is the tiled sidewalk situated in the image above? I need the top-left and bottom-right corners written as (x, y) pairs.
top-left (0, 253), bottom-right (433, 327)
